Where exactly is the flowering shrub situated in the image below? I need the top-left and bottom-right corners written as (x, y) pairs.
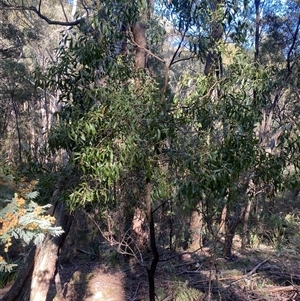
top-left (0, 192), bottom-right (64, 272)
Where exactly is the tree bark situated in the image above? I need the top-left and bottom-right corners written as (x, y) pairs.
top-left (132, 22), bottom-right (147, 69)
top-left (241, 198), bottom-right (253, 251)
top-left (30, 200), bottom-right (73, 301)
top-left (189, 202), bottom-right (203, 250)
top-left (131, 3), bottom-right (159, 300)
top-left (2, 247), bottom-right (36, 301)
top-left (223, 208), bottom-right (244, 259)
top-left (146, 178), bottom-right (159, 301)
top-left (204, 0), bottom-right (224, 76)
top-left (219, 203), bottom-right (227, 234)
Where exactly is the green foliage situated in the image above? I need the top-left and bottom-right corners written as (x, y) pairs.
top-left (46, 6), bottom-right (170, 210)
top-left (39, 1), bottom-right (300, 262)
top-left (172, 51), bottom-right (259, 199)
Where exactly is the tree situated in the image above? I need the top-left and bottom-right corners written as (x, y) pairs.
top-left (2, 0), bottom-right (300, 300)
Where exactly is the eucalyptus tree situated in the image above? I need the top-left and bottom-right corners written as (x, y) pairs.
top-left (0, 1), bottom-right (254, 300)
top-left (158, 0), bottom-right (300, 259)
top-left (33, 0), bottom-right (249, 298)
top-left (2, 0), bottom-right (170, 299)
top-left (240, 0), bottom-right (300, 249)
top-left (47, 1), bottom-right (169, 298)
top-left (3, 0), bottom-right (300, 300)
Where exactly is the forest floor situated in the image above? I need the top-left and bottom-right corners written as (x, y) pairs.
top-left (3, 237), bottom-right (298, 301)
top-left (42, 240), bottom-right (300, 301)
top-left (39, 202), bottom-right (300, 301)
top-left (26, 240), bottom-right (300, 301)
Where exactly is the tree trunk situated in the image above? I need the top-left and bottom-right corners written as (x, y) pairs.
top-left (146, 178), bottom-right (159, 301)
top-left (223, 209), bottom-right (244, 259)
top-left (254, 0), bottom-right (261, 64)
top-left (131, 3), bottom-right (159, 300)
top-left (204, 0), bottom-right (224, 76)
top-left (2, 247), bottom-right (36, 301)
top-left (3, 177), bottom-right (73, 301)
top-left (241, 198), bottom-right (253, 251)
top-left (132, 22), bottom-right (147, 69)
top-left (189, 202), bottom-right (203, 250)
top-left (11, 96), bottom-right (22, 166)
top-left (219, 203), bottom-right (227, 234)
top-left (30, 201), bottom-right (73, 301)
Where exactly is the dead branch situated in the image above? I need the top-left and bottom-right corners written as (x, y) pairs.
top-left (251, 285), bottom-right (300, 294)
top-left (223, 258), bottom-right (269, 286)
top-left (246, 258), bottom-right (269, 277)
top-left (87, 213), bottom-right (145, 266)
top-left (192, 274), bottom-right (249, 285)
top-left (188, 258), bottom-right (270, 287)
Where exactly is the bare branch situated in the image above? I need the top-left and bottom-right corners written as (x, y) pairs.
top-left (0, 0), bottom-right (85, 26)
top-left (129, 38), bottom-right (165, 63)
top-left (59, 0), bottom-right (69, 23)
top-left (169, 22), bottom-right (189, 68)
top-left (286, 14), bottom-right (300, 72)
top-left (172, 56), bottom-right (196, 65)
top-left (87, 213), bottom-right (146, 266)
top-left (71, 0), bottom-right (78, 20)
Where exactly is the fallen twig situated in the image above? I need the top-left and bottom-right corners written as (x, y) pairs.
top-left (227, 258), bottom-right (269, 285)
top-left (246, 258), bottom-right (269, 277)
top-left (251, 285), bottom-right (300, 294)
top-left (190, 259), bottom-right (270, 287)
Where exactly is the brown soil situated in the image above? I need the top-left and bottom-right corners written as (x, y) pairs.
top-left (46, 262), bottom-right (125, 301)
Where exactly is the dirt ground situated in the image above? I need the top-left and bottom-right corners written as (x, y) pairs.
top-left (50, 262), bottom-right (125, 301)
top-left (2, 241), bottom-right (300, 301)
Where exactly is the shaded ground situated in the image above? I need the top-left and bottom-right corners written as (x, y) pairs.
top-left (1, 236), bottom-right (300, 300)
top-left (13, 243), bottom-right (300, 301)
top-left (47, 262), bottom-right (125, 301)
